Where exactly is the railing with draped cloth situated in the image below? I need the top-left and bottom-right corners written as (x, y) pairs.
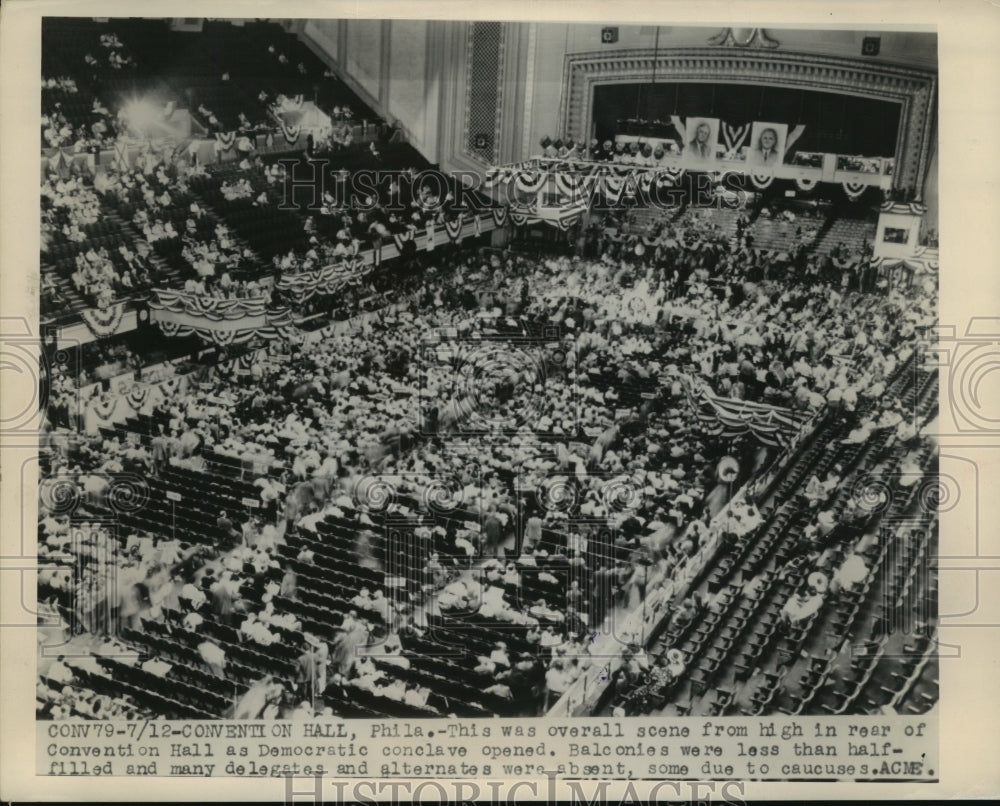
top-left (485, 129), bottom-right (894, 204)
top-left (684, 382), bottom-right (815, 449)
top-left (75, 344), bottom-right (272, 437)
top-left (485, 158), bottom-right (688, 206)
top-left (147, 289), bottom-right (298, 346)
top-left (269, 211), bottom-right (497, 302)
top-left (274, 258), bottom-right (370, 304)
top-left (80, 370), bottom-right (190, 436)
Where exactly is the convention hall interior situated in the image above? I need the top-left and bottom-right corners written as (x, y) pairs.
top-left (36, 17), bottom-right (939, 722)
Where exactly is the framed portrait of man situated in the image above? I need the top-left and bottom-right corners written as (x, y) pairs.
top-left (747, 121), bottom-right (788, 167)
top-left (683, 117), bottom-right (720, 164)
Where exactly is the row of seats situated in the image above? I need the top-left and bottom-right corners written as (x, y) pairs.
top-left (610, 347), bottom-right (938, 716)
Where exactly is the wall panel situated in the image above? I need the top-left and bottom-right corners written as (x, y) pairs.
top-left (303, 19), bottom-right (339, 61)
top-left (387, 20), bottom-right (428, 150)
top-left (344, 19), bottom-right (382, 100)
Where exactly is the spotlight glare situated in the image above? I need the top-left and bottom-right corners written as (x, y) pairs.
top-left (123, 98), bottom-right (160, 135)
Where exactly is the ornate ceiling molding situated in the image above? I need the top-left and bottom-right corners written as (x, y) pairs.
top-left (707, 27), bottom-right (780, 49)
top-left (558, 48), bottom-right (936, 192)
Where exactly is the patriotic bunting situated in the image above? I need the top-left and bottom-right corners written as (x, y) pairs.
top-left (159, 377), bottom-right (182, 397)
top-left (842, 181), bottom-right (867, 201)
top-left (153, 309), bottom-right (298, 346)
top-left (236, 351), bottom-right (264, 375)
top-left (554, 171), bottom-right (583, 198)
top-left (393, 229), bottom-right (414, 251)
top-left (483, 167), bottom-right (506, 189)
top-left (215, 131), bottom-right (237, 151)
top-left (513, 169), bottom-right (547, 195)
top-left (784, 124), bottom-right (806, 155)
top-left (656, 167), bottom-right (684, 187)
top-left (81, 303), bottom-right (127, 339)
top-left (687, 385), bottom-right (811, 448)
top-left (530, 159), bottom-right (695, 198)
top-left (51, 149), bottom-right (75, 178)
top-left (484, 159), bottom-right (541, 188)
top-left (444, 214), bottom-right (465, 243)
top-left (82, 376), bottom-right (181, 435)
top-left (911, 246), bottom-right (939, 270)
top-left (557, 214), bottom-right (582, 232)
top-left (150, 288), bottom-right (297, 344)
top-left (150, 290), bottom-right (271, 320)
top-left (602, 176), bottom-right (626, 205)
top-left (496, 202), bottom-right (585, 231)
top-left (125, 385), bottom-right (149, 412)
top-left (279, 119), bottom-right (301, 144)
top-left (158, 320), bottom-right (185, 338)
top-left (750, 172), bottom-right (775, 189)
top-left (91, 396), bottom-right (121, 423)
top-left (868, 253), bottom-right (938, 274)
top-left (90, 395), bottom-right (121, 430)
top-left (879, 200), bottom-right (928, 216)
top-left (722, 122), bottom-right (750, 153)
top-left (274, 259), bottom-right (371, 302)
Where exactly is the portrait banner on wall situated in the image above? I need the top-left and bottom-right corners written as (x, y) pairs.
top-left (747, 121), bottom-right (788, 168)
top-left (683, 116), bottom-right (720, 165)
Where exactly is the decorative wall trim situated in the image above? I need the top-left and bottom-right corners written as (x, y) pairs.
top-left (520, 23), bottom-right (538, 160)
top-left (437, 22), bottom-right (487, 175)
top-left (462, 22), bottom-right (507, 166)
top-left (378, 20), bottom-right (392, 106)
top-left (300, 25), bottom-right (381, 126)
top-left (558, 48), bottom-right (936, 191)
top-left (706, 28), bottom-right (780, 49)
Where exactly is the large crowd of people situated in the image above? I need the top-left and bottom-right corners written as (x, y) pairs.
top-left (35, 17), bottom-right (938, 724)
top-left (38, 213), bottom-right (937, 719)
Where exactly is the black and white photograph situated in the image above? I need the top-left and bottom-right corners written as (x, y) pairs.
top-left (746, 122), bottom-right (788, 168)
top-left (683, 117), bottom-right (720, 164)
top-left (31, 13), bottom-right (940, 724)
top-left (4, 1), bottom-right (1000, 799)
